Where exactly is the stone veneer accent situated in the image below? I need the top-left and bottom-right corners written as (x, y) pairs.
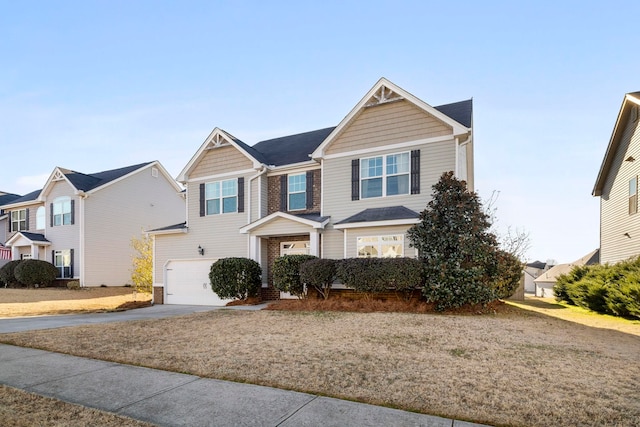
top-left (153, 286), bottom-right (164, 304)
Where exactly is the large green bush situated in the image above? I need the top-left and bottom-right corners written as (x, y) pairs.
top-left (14, 259), bottom-right (59, 287)
top-left (0, 260), bottom-right (23, 287)
top-left (209, 257), bottom-right (262, 300)
top-left (492, 250), bottom-right (523, 299)
top-left (272, 255), bottom-right (317, 298)
top-left (299, 258), bottom-right (337, 300)
top-left (554, 257), bottom-right (640, 319)
top-left (407, 171), bottom-right (500, 310)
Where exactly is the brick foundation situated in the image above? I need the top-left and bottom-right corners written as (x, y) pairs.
top-left (153, 286), bottom-right (164, 304)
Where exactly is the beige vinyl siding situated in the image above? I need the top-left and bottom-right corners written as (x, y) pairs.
top-left (5, 202), bottom-right (43, 242)
top-left (323, 140), bottom-right (455, 223)
top-left (250, 217), bottom-right (313, 237)
top-left (83, 166), bottom-right (185, 286)
top-left (190, 145), bottom-right (253, 179)
top-left (45, 181), bottom-right (80, 268)
top-left (600, 115), bottom-right (640, 263)
top-left (321, 226), bottom-right (345, 260)
top-left (326, 100), bottom-right (451, 155)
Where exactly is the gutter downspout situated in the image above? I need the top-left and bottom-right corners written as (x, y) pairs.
top-left (77, 191), bottom-right (87, 287)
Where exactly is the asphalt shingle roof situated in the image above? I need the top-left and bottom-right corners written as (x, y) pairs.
top-left (64, 162), bottom-right (154, 192)
top-left (335, 206), bottom-right (419, 225)
top-left (5, 190), bottom-right (41, 205)
top-left (17, 232), bottom-right (50, 243)
top-left (252, 127), bottom-right (336, 166)
top-left (0, 192), bottom-right (22, 206)
top-left (147, 222), bottom-right (187, 232)
top-left (434, 99), bottom-right (473, 128)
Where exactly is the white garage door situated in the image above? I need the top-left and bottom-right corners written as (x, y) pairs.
top-left (165, 259), bottom-right (233, 306)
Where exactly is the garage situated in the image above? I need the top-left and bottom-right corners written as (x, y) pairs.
top-left (164, 259), bottom-right (232, 306)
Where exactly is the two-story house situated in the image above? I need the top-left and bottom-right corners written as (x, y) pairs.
top-left (593, 92), bottom-right (640, 264)
top-left (0, 191), bottom-right (21, 267)
top-left (1, 161), bottom-right (184, 286)
top-left (151, 78), bottom-right (473, 305)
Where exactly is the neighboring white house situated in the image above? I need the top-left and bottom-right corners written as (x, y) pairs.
top-left (523, 260), bottom-right (552, 294)
top-left (0, 162), bottom-right (184, 286)
top-left (534, 249), bottom-right (600, 297)
top-left (593, 91), bottom-right (640, 264)
top-left (150, 77), bottom-right (474, 305)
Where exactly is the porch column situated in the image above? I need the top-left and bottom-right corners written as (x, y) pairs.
top-left (31, 245), bottom-right (38, 259)
top-left (11, 246), bottom-right (18, 261)
top-left (249, 235), bottom-right (261, 263)
top-left (310, 230), bottom-right (320, 257)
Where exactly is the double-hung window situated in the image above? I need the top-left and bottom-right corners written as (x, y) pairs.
top-left (205, 179), bottom-right (237, 215)
top-left (360, 152), bottom-right (410, 198)
top-left (288, 173), bottom-right (306, 211)
top-left (10, 209), bottom-right (27, 232)
top-left (53, 197), bottom-right (72, 226)
top-left (54, 249), bottom-right (73, 278)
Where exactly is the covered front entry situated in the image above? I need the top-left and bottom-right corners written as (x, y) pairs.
top-left (279, 240), bottom-right (311, 299)
top-left (164, 259), bottom-right (232, 306)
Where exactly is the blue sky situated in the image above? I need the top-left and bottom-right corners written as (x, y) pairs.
top-left (1, 1), bottom-right (638, 263)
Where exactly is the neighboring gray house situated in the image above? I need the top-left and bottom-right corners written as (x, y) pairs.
top-left (0, 162), bottom-right (184, 286)
top-left (593, 91), bottom-right (640, 264)
top-left (151, 78), bottom-right (474, 305)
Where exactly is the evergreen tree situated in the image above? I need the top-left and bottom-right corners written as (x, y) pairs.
top-left (407, 171), bottom-right (499, 309)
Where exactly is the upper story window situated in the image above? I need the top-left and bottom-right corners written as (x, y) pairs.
top-left (36, 206), bottom-right (45, 230)
top-left (205, 179), bottom-right (237, 215)
top-left (10, 209), bottom-right (27, 232)
top-left (357, 235), bottom-right (404, 258)
top-left (288, 173), bottom-right (306, 211)
top-left (360, 152), bottom-right (410, 199)
top-left (53, 197), bottom-right (72, 226)
top-left (630, 176), bottom-right (638, 215)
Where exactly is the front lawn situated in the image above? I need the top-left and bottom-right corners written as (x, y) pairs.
top-left (1, 302), bottom-right (639, 426)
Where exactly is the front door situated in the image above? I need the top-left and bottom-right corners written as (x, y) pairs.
top-left (280, 241), bottom-right (310, 299)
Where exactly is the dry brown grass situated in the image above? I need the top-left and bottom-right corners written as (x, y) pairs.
top-left (2, 300), bottom-right (639, 427)
top-left (0, 287), bottom-right (151, 317)
top-left (0, 385), bottom-right (154, 427)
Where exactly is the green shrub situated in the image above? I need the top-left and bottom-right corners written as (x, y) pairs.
top-left (209, 257), bottom-right (262, 300)
top-left (492, 250), bottom-right (523, 299)
top-left (0, 260), bottom-right (23, 287)
top-left (335, 258), bottom-right (424, 298)
top-left (14, 259), bottom-right (58, 287)
top-left (272, 255), bottom-right (317, 298)
top-left (299, 258), bottom-right (337, 300)
top-left (336, 258), bottom-right (388, 296)
top-left (382, 258), bottom-right (424, 299)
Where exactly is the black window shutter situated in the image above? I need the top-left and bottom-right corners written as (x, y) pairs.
top-left (25, 209), bottom-right (29, 230)
top-left (7, 213), bottom-right (11, 233)
top-left (410, 150), bottom-right (420, 195)
top-left (50, 203), bottom-right (54, 227)
top-left (70, 200), bottom-right (75, 225)
top-left (237, 177), bottom-right (245, 213)
top-left (280, 175), bottom-right (288, 211)
top-left (306, 171), bottom-right (314, 210)
top-left (52, 250), bottom-right (55, 264)
top-left (351, 159), bottom-right (360, 201)
top-left (199, 183), bottom-right (205, 217)
top-left (70, 249), bottom-right (74, 278)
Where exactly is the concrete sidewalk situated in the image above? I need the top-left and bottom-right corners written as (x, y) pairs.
top-left (0, 343), bottom-right (489, 426)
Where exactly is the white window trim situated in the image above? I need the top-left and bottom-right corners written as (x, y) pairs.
top-left (356, 234), bottom-right (404, 258)
top-left (53, 196), bottom-right (72, 226)
top-left (54, 249), bottom-right (72, 278)
top-left (10, 209), bottom-right (26, 232)
top-left (360, 151), bottom-right (410, 199)
top-left (288, 173), bottom-right (306, 211)
top-left (205, 179), bottom-right (238, 215)
top-left (36, 206), bottom-right (45, 230)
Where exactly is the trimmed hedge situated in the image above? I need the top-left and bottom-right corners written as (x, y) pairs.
top-left (299, 258), bottom-right (337, 300)
top-left (336, 258), bottom-right (424, 298)
top-left (14, 260), bottom-right (58, 287)
top-left (209, 257), bottom-right (262, 300)
top-left (272, 255), bottom-right (317, 298)
top-left (554, 257), bottom-right (640, 319)
top-left (0, 260), bottom-right (23, 287)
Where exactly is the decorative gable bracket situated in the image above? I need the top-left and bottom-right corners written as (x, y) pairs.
top-left (365, 85), bottom-right (404, 107)
top-left (52, 170), bottom-right (65, 181)
top-left (207, 133), bottom-right (232, 149)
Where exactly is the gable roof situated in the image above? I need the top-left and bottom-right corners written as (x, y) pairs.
top-left (62, 162), bottom-right (154, 192)
top-left (252, 127), bottom-right (335, 166)
top-left (6, 231), bottom-right (51, 246)
top-left (178, 128), bottom-right (265, 182)
top-left (534, 249), bottom-right (600, 284)
top-left (0, 189), bottom-right (42, 209)
top-left (593, 92), bottom-right (640, 196)
top-left (311, 77), bottom-right (472, 159)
